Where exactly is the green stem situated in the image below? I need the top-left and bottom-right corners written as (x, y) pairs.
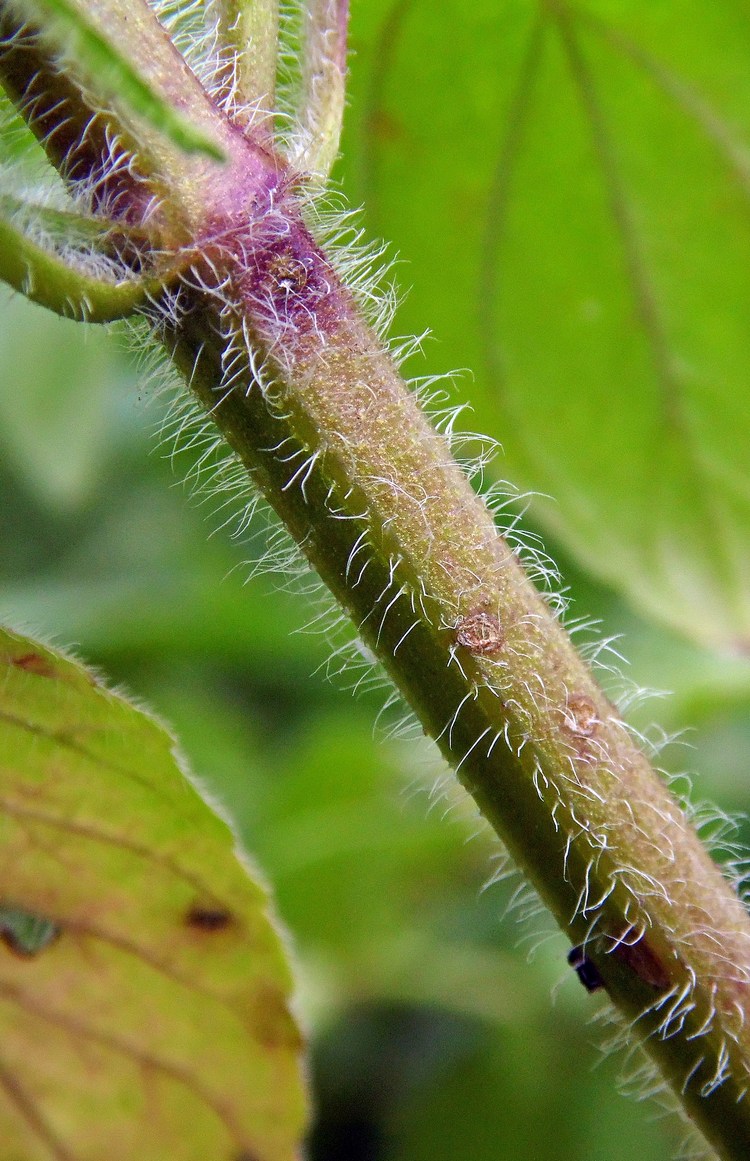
top-left (0, 193), bottom-right (170, 319)
top-left (294, 0), bottom-right (349, 178)
top-left (2, 3), bottom-right (750, 1156)
top-left (208, 0), bottom-right (279, 133)
top-left (172, 253), bottom-right (750, 1159)
top-left (9, 0), bottom-right (224, 157)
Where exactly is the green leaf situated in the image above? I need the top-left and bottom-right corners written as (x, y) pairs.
top-left (341, 0), bottom-right (750, 651)
top-left (0, 295), bottom-right (132, 510)
top-left (0, 625), bottom-right (307, 1161)
top-left (0, 89), bottom-right (53, 168)
top-left (12, 0), bottom-right (224, 159)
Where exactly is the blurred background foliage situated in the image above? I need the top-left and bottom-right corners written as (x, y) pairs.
top-left (3, 0), bottom-right (750, 1157)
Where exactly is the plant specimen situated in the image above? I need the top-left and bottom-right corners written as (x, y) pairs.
top-left (1, 2), bottom-right (749, 1158)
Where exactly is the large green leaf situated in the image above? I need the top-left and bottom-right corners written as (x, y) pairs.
top-left (0, 625), bottom-right (307, 1161)
top-left (341, 0), bottom-right (750, 651)
top-left (0, 296), bottom-right (132, 510)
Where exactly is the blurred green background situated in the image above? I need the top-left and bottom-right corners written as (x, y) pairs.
top-left (3, 1), bottom-right (750, 1158)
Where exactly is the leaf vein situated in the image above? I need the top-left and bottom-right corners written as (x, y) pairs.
top-left (0, 1054), bottom-right (78, 1161)
top-left (0, 983), bottom-right (252, 1146)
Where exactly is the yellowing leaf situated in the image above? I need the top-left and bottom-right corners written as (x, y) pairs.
top-left (0, 626), bottom-right (308, 1161)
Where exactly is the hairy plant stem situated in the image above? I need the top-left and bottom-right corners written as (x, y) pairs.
top-left (3, 2), bottom-right (750, 1155)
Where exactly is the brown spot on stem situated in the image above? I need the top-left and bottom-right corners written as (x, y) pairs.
top-left (454, 610), bottom-right (503, 657)
top-left (185, 904), bottom-right (233, 931)
top-left (564, 693), bottom-right (598, 738)
top-left (267, 250), bottom-right (310, 296)
top-left (611, 932), bottom-right (671, 990)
